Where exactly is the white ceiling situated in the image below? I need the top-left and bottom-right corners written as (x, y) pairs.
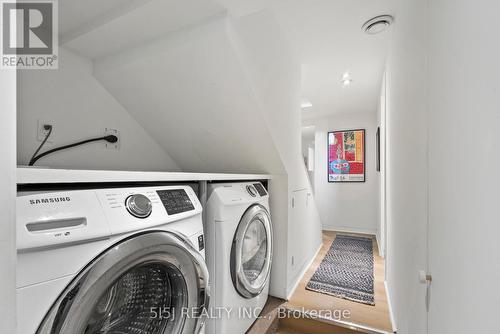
top-left (59, 0), bottom-right (140, 37)
top-left (59, 0), bottom-right (395, 120)
top-left (217, 0), bottom-right (396, 120)
top-left (60, 0), bottom-right (225, 58)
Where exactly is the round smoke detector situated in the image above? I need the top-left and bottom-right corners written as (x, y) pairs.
top-left (362, 15), bottom-right (394, 35)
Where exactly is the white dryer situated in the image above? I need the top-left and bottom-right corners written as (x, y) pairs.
top-left (204, 182), bottom-right (272, 334)
top-left (17, 185), bottom-right (210, 334)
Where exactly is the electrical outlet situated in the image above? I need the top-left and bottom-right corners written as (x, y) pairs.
top-left (37, 119), bottom-right (54, 142)
top-left (104, 128), bottom-right (120, 150)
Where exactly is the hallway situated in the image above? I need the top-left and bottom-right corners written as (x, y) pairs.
top-left (247, 231), bottom-right (393, 334)
top-left (1, 0), bottom-right (499, 333)
top-left (287, 231), bottom-right (392, 333)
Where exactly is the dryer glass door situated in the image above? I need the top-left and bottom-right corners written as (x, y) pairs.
top-left (37, 232), bottom-right (209, 334)
top-left (231, 205), bottom-right (272, 299)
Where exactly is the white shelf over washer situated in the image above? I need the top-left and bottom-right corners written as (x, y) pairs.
top-left (17, 167), bottom-right (271, 185)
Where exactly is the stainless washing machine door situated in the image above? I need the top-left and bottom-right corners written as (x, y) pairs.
top-left (37, 231), bottom-right (209, 334)
top-left (230, 204), bottom-right (273, 299)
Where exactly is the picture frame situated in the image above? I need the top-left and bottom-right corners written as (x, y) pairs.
top-left (327, 129), bottom-right (365, 183)
top-left (376, 127), bottom-right (380, 172)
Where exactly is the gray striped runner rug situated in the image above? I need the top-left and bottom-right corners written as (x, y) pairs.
top-left (306, 234), bottom-right (375, 305)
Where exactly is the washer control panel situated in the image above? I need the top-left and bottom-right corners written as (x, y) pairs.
top-left (157, 189), bottom-right (195, 215)
top-left (253, 183), bottom-right (268, 196)
top-left (125, 194), bottom-right (152, 218)
top-left (95, 186), bottom-right (202, 236)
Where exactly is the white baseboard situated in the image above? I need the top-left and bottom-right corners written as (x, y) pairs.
top-left (375, 232), bottom-right (384, 258)
top-left (322, 226), bottom-right (377, 236)
top-left (384, 280), bottom-right (397, 333)
top-left (286, 242), bottom-right (322, 300)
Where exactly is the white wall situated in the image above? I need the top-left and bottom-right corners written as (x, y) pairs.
top-left (90, 11), bottom-right (321, 298)
top-left (17, 9), bottom-right (323, 300)
top-left (384, 0), bottom-right (429, 332)
top-left (304, 112), bottom-right (379, 235)
top-left (302, 128), bottom-right (315, 188)
top-left (376, 74), bottom-right (386, 258)
top-left (93, 18), bottom-right (285, 175)
top-left (386, 1), bottom-right (500, 332)
top-left (0, 70), bottom-right (17, 333)
top-left (230, 11), bottom-right (322, 297)
top-left (427, 0), bottom-right (500, 332)
top-left (303, 144), bottom-right (315, 189)
top-left (18, 47), bottom-right (180, 171)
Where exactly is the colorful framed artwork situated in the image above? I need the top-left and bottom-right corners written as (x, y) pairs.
top-left (328, 129), bottom-right (365, 182)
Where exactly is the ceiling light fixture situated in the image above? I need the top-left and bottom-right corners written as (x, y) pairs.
top-left (341, 72), bottom-right (352, 87)
top-left (301, 98), bottom-right (313, 109)
top-left (342, 79), bottom-right (352, 87)
top-left (362, 15), bottom-right (394, 35)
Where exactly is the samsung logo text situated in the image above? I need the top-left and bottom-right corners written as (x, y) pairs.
top-left (29, 197), bottom-right (71, 205)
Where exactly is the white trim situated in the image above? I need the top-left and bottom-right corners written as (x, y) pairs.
top-left (384, 280), bottom-right (397, 333)
top-left (17, 167), bottom-right (271, 184)
top-left (376, 231), bottom-right (384, 258)
top-left (286, 242), bottom-right (322, 300)
top-left (322, 226), bottom-right (377, 236)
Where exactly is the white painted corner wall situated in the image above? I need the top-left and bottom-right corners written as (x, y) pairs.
top-left (16, 7), bottom-right (323, 302)
top-left (384, 0), bottom-right (429, 332)
top-left (386, 0), bottom-right (500, 333)
top-left (304, 112), bottom-right (379, 236)
top-left (0, 70), bottom-right (17, 333)
top-left (92, 17), bottom-right (285, 175)
top-left (230, 11), bottom-right (322, 298)
top-left (427, 0), bottom-right (500, 333)
top-left (376, 75), bottom-right (387, 258)
top-left (17, 48), bottom-right (180, 171)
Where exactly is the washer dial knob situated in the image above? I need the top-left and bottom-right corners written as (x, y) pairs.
top-left (125, 194), bottom-right (152, 218)
top-left (246, 185), bottom-right (258, 197)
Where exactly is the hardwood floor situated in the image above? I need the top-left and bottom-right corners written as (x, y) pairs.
top-left (246, 297), bottom-right (286, 334)
top-left (276, 315), bottom-right (360, 334)
top-left (285, 231), bottom-right (393, 333)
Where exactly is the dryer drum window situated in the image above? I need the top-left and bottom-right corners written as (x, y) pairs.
top-left (231, 205), bottom-right (273, 299)
top-left (241, 219), bottom-right (267, 283)
top-left (37, 232), bottom-right (210, 334)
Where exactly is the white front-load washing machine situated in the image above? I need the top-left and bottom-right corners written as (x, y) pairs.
top-left (204, 182), bottom-right (272, 334)
top-left (17, 185), bottom-right (210, 334)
